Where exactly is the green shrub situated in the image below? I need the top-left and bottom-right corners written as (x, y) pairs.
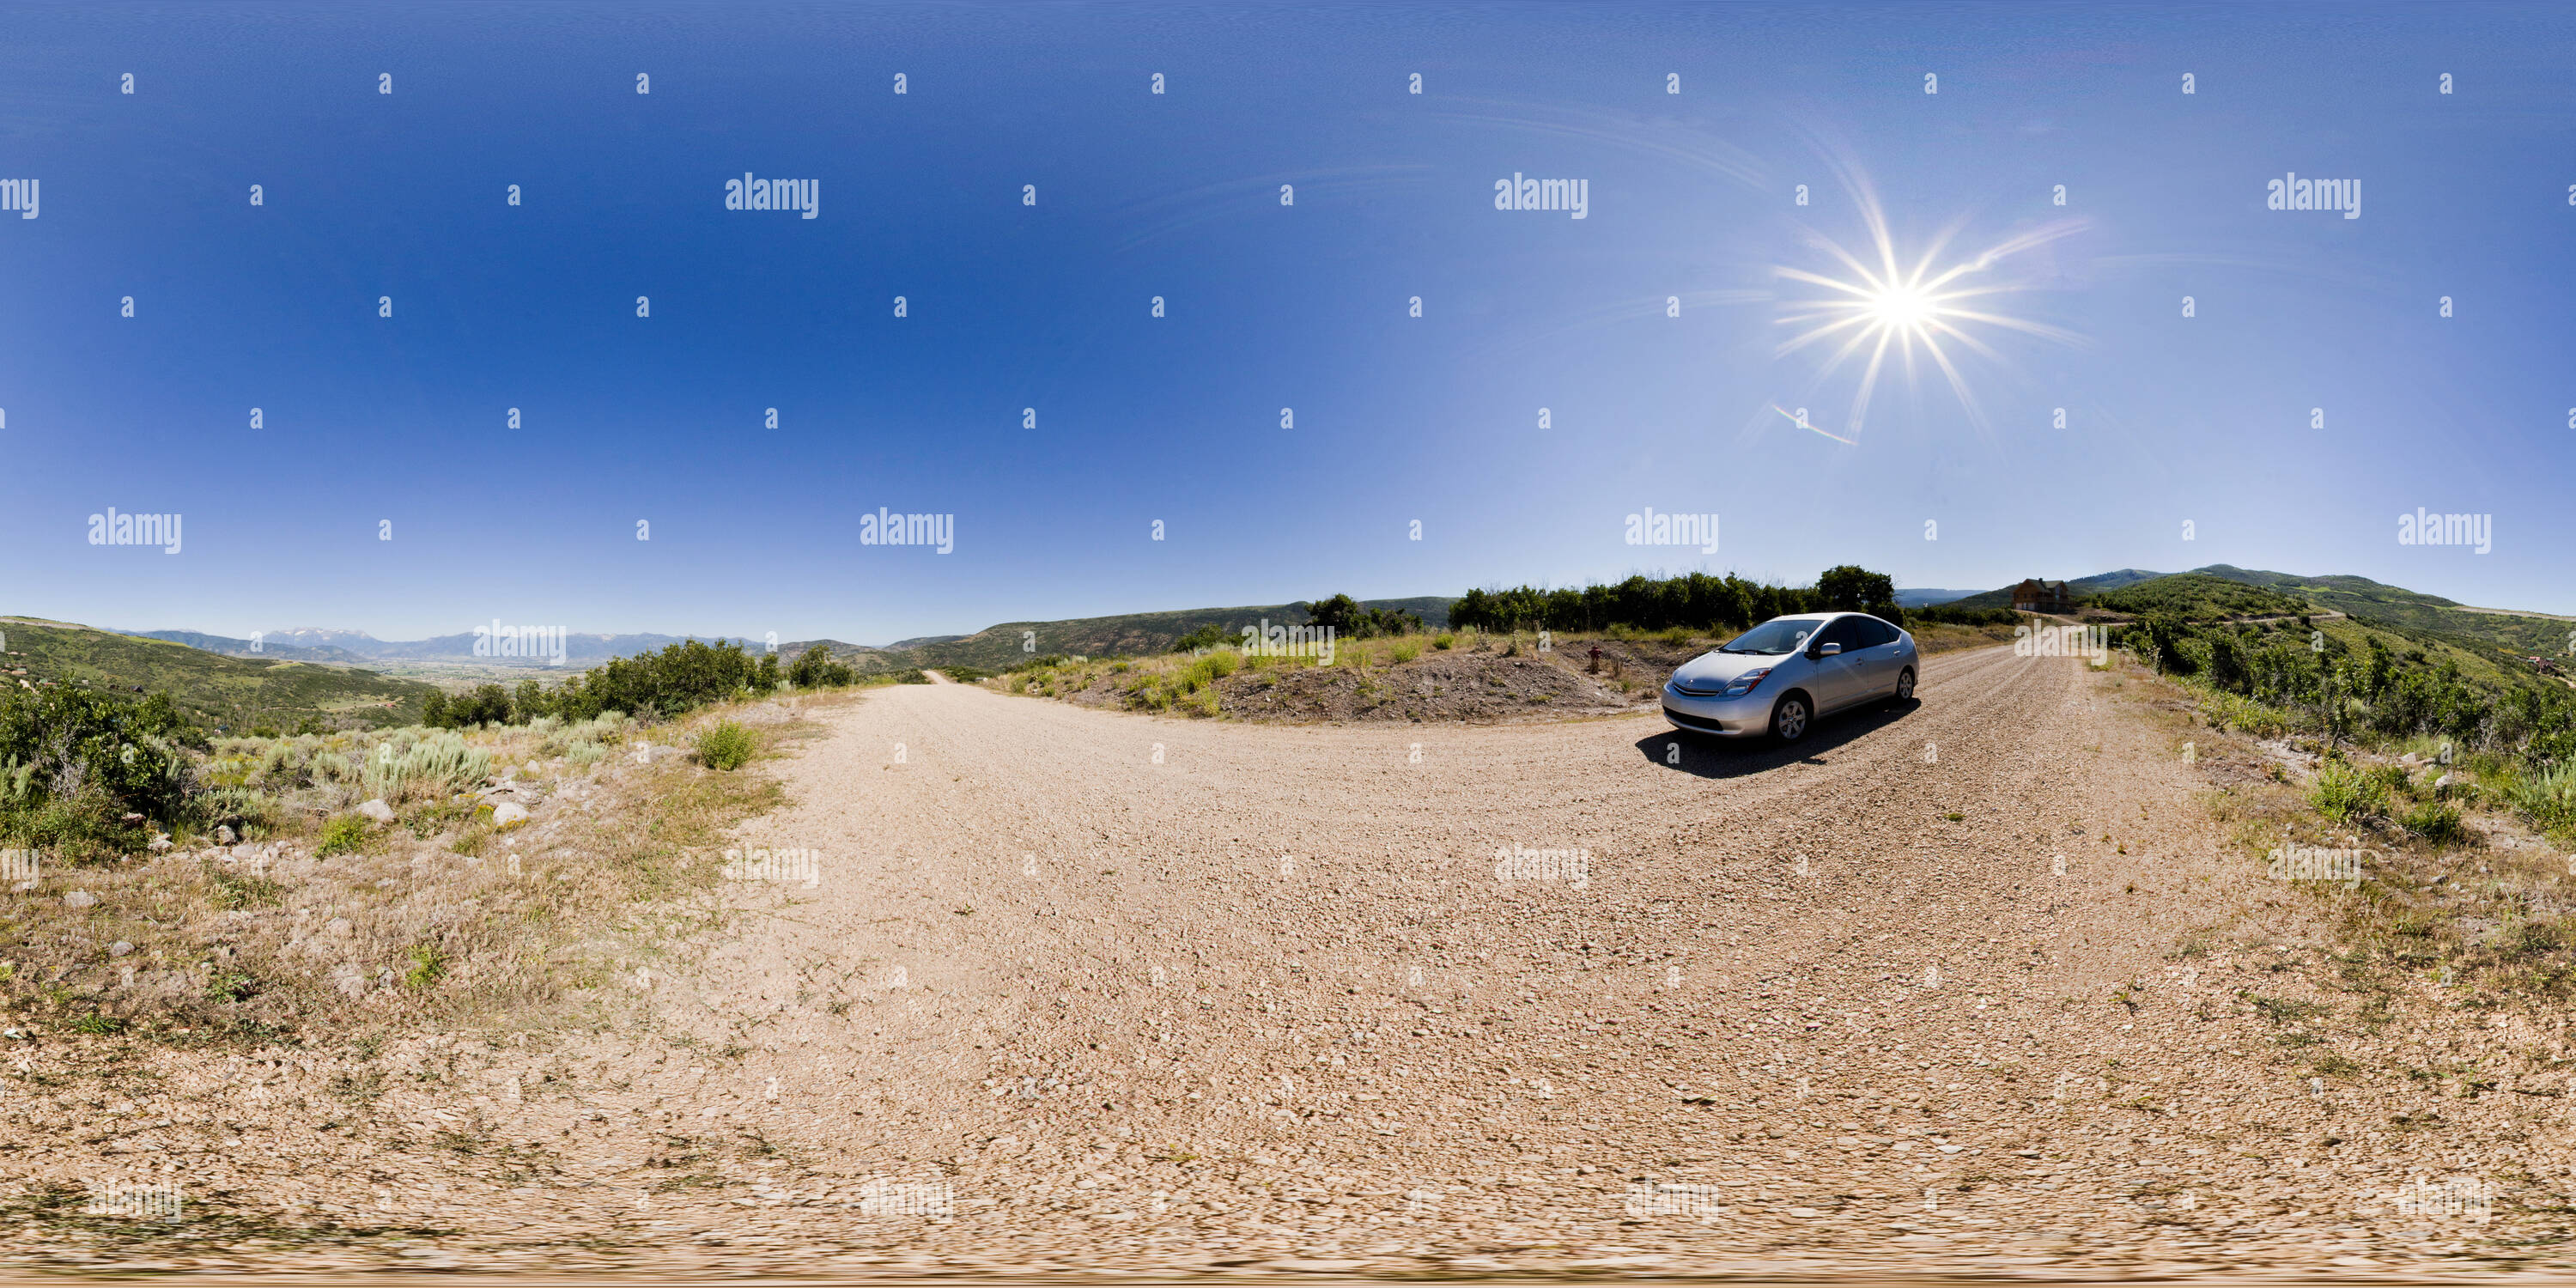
top-left (0, 686), bottom-right (201, 854)
top-left (316, 814), bottom-right (371, 858)
top-left (788, 645), bottom-right (856, 690)
top-left (1388, 640), bottom-right (1421, 664)
top-left (2364, 763), bottom-right (2414, 799)
top-left (2399, 799), bottom-right (2465, 844)
top-left (403, 943), bottom-right (448, 990)
top-left (205, 865), bottom-right (283, 909)
top-left (894, 668), bottom-right (932, 684)
top-left (2310, 762), bottom-right (2390, 825)
top-left (204, 969), bottom-right (259, 1004)
top-left (362, 732), bottom-right (491, 800)
top-left (1433, 633), bottom-right (1455, 650)
top-left (565, 739), bottom-right (606, 767)
top-left (696, 721), bottom-right (756, 771)
top-left (67, 1013), bottom-right (126, 1036)
top-left (2509, 762), bottom-right (2576, 835)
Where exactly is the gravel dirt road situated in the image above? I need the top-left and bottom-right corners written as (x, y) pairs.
top-left (13, 644), bottom-right (2556, 1276)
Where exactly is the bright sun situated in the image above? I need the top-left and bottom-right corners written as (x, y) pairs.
top-left (1864, 283), bottom-right (1937, 331)
top-left (1775, 180), bottom-right (2083, 442)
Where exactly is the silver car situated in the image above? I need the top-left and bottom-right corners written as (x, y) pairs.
top-left (1661, 612), bottom-right (1918, 743)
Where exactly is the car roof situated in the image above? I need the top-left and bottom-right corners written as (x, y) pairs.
top-left (1773, 611), bottom-right (1902, 627)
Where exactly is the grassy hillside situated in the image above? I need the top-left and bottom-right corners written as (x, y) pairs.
top-left (2089, 572), bottom-right (2314, 621)
top-left (2191, 564), bottom-right (2572, 660)
top-left (1947, 568), bottom-right (2166, 611)
top-left (1, 617), bottom-right (434, 732)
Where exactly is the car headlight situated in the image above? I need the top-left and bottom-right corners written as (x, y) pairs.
top-left (1723, 666), bottom-right (1773, 696)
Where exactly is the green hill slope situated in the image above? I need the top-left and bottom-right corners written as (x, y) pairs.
top-left (2091, 573), bottom-right (2314, 621)
top-left (2189, 565), bottom-right (2571, 659)
top-left (1, 617), bottom-right (435, 732)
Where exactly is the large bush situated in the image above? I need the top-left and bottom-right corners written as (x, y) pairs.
top-left (423, 641), bottom-right (800, 730)
top-left (0, 686), bottom-right (203, 853)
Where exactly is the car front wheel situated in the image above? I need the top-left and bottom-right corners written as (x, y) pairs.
top-left (1771, 695), bottom-right (1810, 743)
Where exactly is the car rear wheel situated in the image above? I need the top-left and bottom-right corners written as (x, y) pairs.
top-left (1893, 667), bottom-right (1916, 702)
top-left (1770, 695), bottom-right (1810, 743)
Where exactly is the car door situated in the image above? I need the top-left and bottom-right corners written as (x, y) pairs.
top-left (1806, 617), bottom-right (1868, 711)
top-left (1853, 616), bottom-right (1903, 696)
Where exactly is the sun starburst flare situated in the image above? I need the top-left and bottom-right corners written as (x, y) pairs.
top-left (1775, 183), bottom-right (2086, 442)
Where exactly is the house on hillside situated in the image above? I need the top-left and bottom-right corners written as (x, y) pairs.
top-left (2011, 579), bottom-right (2074, 613)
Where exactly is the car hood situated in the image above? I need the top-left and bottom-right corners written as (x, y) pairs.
top-left (1668, 650), bottom-right (1792, 692)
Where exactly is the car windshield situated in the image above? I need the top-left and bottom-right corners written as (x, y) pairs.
top-left (1718, 619), bottom-right (1818, 655)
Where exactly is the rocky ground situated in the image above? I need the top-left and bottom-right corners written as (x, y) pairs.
top-left (2, 644), bottom-right (2567, 1276)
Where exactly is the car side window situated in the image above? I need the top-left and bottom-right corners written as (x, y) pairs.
top-left (1858, 617), bottom-right (1898, 647)
top-left (1816, 618), bottom-right (1862, 651)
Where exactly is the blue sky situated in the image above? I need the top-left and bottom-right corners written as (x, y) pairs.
top-left (3, 1), bottom-right (2572, 642)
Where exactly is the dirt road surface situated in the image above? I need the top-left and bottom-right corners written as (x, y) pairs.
top-left (10, 645), bottom-right (2552, 1276)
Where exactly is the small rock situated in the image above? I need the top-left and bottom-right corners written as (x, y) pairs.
top-left (356, 799), bottom-right (396, 824)
top-left (147, 833), bottom-right (173, 853)
top-left (63, 890), bottom-right (97, 909)
top-left (491, 802), bottom-right (531, 829)
top-left (2433, 773), bottom-right (2454, 792)
top-left (214, 825), bottom-right (237, 845)
top-left (108, 941), bottom-right (133, 957)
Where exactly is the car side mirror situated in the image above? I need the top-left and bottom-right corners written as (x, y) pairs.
top-left (1815, 641), bottom-right (1842, 657)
